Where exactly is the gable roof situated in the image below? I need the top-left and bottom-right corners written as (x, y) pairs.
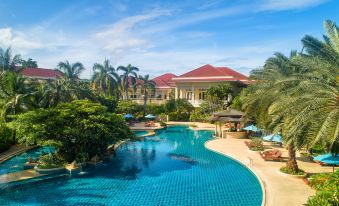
top-left (21, 68), bottom-right (64, 79)
top-left (152, 73), bottom-right (177, 88)
top-left (172, 64), bottom-right (249, 83)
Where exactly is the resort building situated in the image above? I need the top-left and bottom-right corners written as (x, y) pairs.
top-left (20, 68), bottom-right (64, 80)
top-left (131, 64), bottom-right (250, 107)
top-left (129, 73), bottom-right (176, 105)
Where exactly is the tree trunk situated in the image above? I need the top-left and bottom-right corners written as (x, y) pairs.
top-left (125, 82), bottom-right (129, 100)
top-left (286, 142), bottom-right (299, 172)
top-left (143, 91), bottom-right (147, 116)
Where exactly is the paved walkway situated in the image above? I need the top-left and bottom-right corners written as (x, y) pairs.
top-left (129, 122), bottom-right (164, 130)
top-left (205, 138), bottom-right (338, 206)
top-left (0, 145), bottom-right (34, 163)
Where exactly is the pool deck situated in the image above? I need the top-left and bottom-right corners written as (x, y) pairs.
top-left (205, 137), bottom-right (338, 206)
top-left (0, 169), bottom-right (44, 184)
top-left (129, 122), bottom-right (164, 130)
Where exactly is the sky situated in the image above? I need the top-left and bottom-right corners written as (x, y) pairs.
top-left (0, 0), bottom-right (338, 79)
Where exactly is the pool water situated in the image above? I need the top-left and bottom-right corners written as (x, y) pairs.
top-left (133, 130), bottom-right (149, 137)
top-left (0, 147), bottom-right (54, 175)
top-left (0, 125), bottom-right (262, 206)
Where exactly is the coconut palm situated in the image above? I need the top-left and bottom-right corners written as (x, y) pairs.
top-left (57, 61), bottom-right (84, 81)
top-left (301, 20), bottom-right (339, 67)
top-left (91, 59), bottom-right (120, 97)
top-left (0, 72), bottom-right (34, 118)
top-left (138, 74), bottom-right (156, 116)
top-left (117, 64), bottom-right (139, 100)
top-left (20, 58), bottom-right (38, 68)
top-left (0, 47), bottom-right (21, 72)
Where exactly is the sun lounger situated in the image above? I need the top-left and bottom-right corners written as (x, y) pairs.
top-left (261, 150), bottom-right (283, 161)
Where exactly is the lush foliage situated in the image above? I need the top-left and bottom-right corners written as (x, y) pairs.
top-left (115, 100), bottom-right (143, 116)
top-left (146, 103), bottom-right (166, 115)
top-left (165, 98), bottom-right (194, 121)
top-left (279, 166), bottom-right (305, 175)
top-left (38, 153), bottom-right (65, 169)
top-left (204, 83), bottom-right (233, 112)
top-left (241, 20), bottom-right (339, 173)
top-left (13, 100), bottom-right (133, 162)
top-left (189, 108), bottom-right (210, 122)
top-left (307, 171), bottom-right (339, 206)
top-left (0, 123), bottom-right (13, 152)
top-left (249, 138), bottom-right (264, 151)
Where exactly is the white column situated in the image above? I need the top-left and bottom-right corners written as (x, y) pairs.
top-left (175, 88), bottom-right (178, 99)
top-left (191, 85), bottom-right (195, 103)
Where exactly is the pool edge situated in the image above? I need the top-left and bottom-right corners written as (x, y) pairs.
top-left (204, 139), bottom-right (266, 206)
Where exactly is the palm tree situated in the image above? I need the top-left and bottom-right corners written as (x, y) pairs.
top-left (91, 59), bottom-right (119, 97)
top-left (0, 47), bottom-right (21, 72)
top-left (20, 58), bottom-right (38, 68)
top-left (0, 72), bottom-right (34, 118)
top-left (138, 74), bottom-right (156, 116)
top-left (57, 61), bottom-right (84, 81)
top-left (117, 64), bottom-right (139, 100)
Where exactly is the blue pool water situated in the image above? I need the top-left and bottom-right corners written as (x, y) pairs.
top-left (0, 125), bottom-right (262, 206)
top-left (133, 130), bottom-right (149, 137)
top-left (0, 147), bottom-right (54, 175)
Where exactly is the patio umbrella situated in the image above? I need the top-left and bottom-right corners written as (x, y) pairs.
top-left (313, 153), bottom-right (339, 172)
top-left (124, 114), bottom-right (134, 119)
top-left (243, 125), bottom-right (261, 132)
top-left (262, 134), bottom-right (282, 143)
top-left (145, 114), bottom-right (156, 119)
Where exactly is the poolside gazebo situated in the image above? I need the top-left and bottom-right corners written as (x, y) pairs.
top-left (210, 109), bottom-right (247, 138)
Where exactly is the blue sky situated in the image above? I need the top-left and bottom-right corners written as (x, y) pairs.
top-left (0, 0), bottom-right (338, 79)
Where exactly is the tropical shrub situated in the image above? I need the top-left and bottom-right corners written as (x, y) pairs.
top-left (249, 138), bottom-right (264, 151)
top-left (115, 100), bottom-right (143, 115)
top-left (307, 171), bottom-right (339, 206)
top-left (189, 109), bottom-right (210, 122)
top-left (280, 166), bottom-right (305, 175)
top-left (0, 123), bottom-right (13, 152)
top-left (13, 100), bottom-right (133, 162)
top-left (165, 99), bottom-right (194, 121)
top-left (38, 153), bottom-right (65, 169)
top-left (97, 95), bottom-right (117, 112)
top-left (147, 103), bottom-right (166, 115)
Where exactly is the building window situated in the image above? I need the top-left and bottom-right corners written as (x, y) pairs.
top-left (185, 91), bottom-right (192, 100)
top-left (199, 90), bottom-right (206, 100)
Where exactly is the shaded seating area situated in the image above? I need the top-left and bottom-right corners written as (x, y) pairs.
top-left (210, 109), bottom-right (248, 138)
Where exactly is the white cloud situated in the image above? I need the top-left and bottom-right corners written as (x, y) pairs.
top-left (0, 28), bottom-right (43, 51)
top-left (258, 0), bottom-right (328, 11)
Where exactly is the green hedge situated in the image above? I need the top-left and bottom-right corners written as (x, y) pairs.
top-left (307, 171), bottom-right (339, 205)
top-left (0, 123), bottom-right (13, 153)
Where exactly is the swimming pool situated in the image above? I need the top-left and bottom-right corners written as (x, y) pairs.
top-left (133, 130), bottom-right (150, 137)
top-left (0, 147), bottom-right (54, 175)
top-left (0, 125), bottom-right (262, 206)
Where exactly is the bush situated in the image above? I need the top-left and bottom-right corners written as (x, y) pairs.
top-left (307, 171), bottom-right (339, 205)
top-left (189, 109), bottom-right (210, 122)
top-left (147, 103), bottom-right (166, 115)
top-left (38, 153), bottom-right (65, 169)
top-left (0, 123), bottom-right (13, 152)
top-left (115, 100), bottom-right (143, 115)
top-left (14, 100), bottom-right (134, 163)
top-left (280, 166), bottom-right (305, 175)
top-left (165, 99), bottom-right (194, 121)
top-left (97, 96), bottom-right (117, 112)
top-left (249, 138), bottom-right (264, 151)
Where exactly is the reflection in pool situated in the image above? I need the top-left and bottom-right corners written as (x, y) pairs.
top-left (0, 125), bottom-right (262, 206)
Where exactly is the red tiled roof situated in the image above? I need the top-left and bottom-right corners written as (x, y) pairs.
top-left (152, 73), bottom-right (177, 88)
top-left (172, 64), bottom-right (249, 83)
top-left (21, 68), bottom-right (64, 79)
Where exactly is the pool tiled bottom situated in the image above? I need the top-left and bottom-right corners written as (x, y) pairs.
top-left (0, 125), bottom-right (262, 206)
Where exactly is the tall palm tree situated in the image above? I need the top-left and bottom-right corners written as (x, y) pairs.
top-left (0, 47), bottom-right (21, 72)
top-left (57, 61), bottom-right (84, 81)
top-left (0, 72), bottom-right (34, 118)
top-left (91, 59), bottom-right (119, 97)
top-left (20, 58), bottom-right (38, 68)
top-left (138, 74), bottom-right (155, 116)
top-left (117, 64), bottom-right (139, 100)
